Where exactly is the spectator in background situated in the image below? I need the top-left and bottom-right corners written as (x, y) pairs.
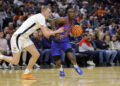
top-left (88, 16), bottom-right (94, 27)
top-left (8, 22), bottom-right (15, 36)
top-left (0, 31), bottom-right (12, 68)
top-left (85, 24), bottom-right (93, 34)
top-left (105, 35), bottom-right (117, 65)
top-left (109, 22), bottom-right (117, 36)
top-left (3, 27), bottom-right (9, 38)
top-left (0, 31), bottom-right (10, 55)
top-left (79, 33), bottom-right (96, 66)
top-left (80, 15), bottom-right (88, 30)
top-left (90, 33), bottom-right (107, 66)
top-left (98, 25), bottom-right (106, 34)
top-left (0, 6), bottom-right (5, 31)
top-left (80, 5), bottom-right (87, 15)
top-left (59, 2), bottom-right (68, 10)
top-left (95, 33), bottom-right (116, 66)
top-left (97, 6), bottom-right (104, 17)
top-left (111, 35), bottom-right (120, 63)
top-left (17, 16), bottom-right (24, 26)
top-left (76, 10), bottom-right (83, 24)
top-left (93, 16), bottom-right (100, 28)
top-left (73, 2), bottom-right (79, 16)
top-left (51, 8), bottom-right (60, 18)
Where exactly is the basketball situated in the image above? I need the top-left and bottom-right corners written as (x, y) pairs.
top-left (71, 25), bottom-right (83, 36)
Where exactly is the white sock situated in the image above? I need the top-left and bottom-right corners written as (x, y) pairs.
top-left (24, 69), bottom-right (30, 74)
top-left (74, 64), bottom-right (78, 68)
top-left (0, 55), bottom-right (4, 59)
top-left (59, 65), bottom-right (64, 72)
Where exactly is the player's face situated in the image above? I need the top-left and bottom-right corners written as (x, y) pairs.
top-left (68, 9), bottom-right (75, 19)
top-left (45, 8), bottom-right (51, 19)
top-left (0, 32), bottom-right (3, 38)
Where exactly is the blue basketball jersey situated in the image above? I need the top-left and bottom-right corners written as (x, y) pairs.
top-left (53, 17), bottom-right (74, 43)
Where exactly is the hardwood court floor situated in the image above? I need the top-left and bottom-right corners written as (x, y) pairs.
top-left (0, 67), bottom-right (120, 86)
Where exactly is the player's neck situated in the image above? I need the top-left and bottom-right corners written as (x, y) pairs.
top-left (68, 17), bottom-right (73, 25)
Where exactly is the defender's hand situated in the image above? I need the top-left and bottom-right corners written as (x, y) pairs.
top-left (56, 27), bottom-right (64, 33)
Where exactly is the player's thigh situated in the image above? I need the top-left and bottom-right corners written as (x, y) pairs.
top-left (63, 42), bottom-right (72, 51)
top-left (22, 37), bottom-right (40, 57)
top-left (25, 44), bottom-right (40, 58)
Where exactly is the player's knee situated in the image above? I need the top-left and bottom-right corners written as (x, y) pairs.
top-left (36, 53), bottom-right (40, 58)
top-left (32, 52), bottom-right (40, 58)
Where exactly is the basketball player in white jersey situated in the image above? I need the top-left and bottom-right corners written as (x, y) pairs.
top-left (0, 6), bottom-right (64, 80)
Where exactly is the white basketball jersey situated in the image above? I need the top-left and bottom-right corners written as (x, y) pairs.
top-left (14, 13), bottom-right (46, 38)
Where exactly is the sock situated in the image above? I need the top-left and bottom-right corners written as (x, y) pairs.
top-left (74, 64), bottom-right (78, 68)
top-left (0, 55), bottom-right (4, 59)
top-left (59, 65), bottom-right (64, 72)
top-left (24, 69), bottom-right (30, 74)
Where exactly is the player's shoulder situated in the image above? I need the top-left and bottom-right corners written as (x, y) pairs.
top-left (35, 13), bottom-right (44, 17)
top-left (55, 17), bottom-right (67, 24)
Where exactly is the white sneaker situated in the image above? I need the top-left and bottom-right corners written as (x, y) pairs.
top-left (2, 62), bottom-right (8, 69)
top-left (87, 60), bottom-right (95, 66)
top-left (9, 63), bottom-right (14, 69)
top-left (50, 63), bottom-right (56, 68)
top-left (34, 64), bottom-right (40, 68)
top-left (0, 55), bottom-right (3, 59)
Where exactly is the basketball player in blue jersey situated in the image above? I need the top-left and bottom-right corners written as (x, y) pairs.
top-left (51, 8), bottom-right (83, 77)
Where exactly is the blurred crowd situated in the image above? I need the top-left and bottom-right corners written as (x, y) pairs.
top-left (0, 0), bottom-right (120, 69)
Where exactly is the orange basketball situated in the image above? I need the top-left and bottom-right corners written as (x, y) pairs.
top-left (71, 25), bottom-right (83, 36)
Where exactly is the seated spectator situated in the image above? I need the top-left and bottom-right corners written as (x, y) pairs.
top-left (95, 33), bottom-right (117, 66)
top-left (85, 24), bottom-right (93, 34)
top-left (41, 37), bottom-right (52, 65)
top-left (8, 22), bottom-right (15, 36)
top-left (0, 31), bottom-right (12, 68)
top-left (108, 22), bottom-right (117, 36)
top-left (80, 5), bottom-right (87, 15)
top-left (76, 10), bottom-right (83, 23)
top-left (17, 16), bottom-right (24, 26)
top-left (97, 6), bottom-right (105, 17)
top-left (79, 33), bottom-right (96, 66)
top-left (105, 35), bottom-right (117, 65)
top-left (3, 27), bottom-right (9, 38)
top-left (93, 16), bottom-right (100, 27)
top-left (111, 35), bottom-right (120, 63)
top-left (51, 8), bottom-right (60, 18)
top-left (80, 15), bottom-right (88, 30)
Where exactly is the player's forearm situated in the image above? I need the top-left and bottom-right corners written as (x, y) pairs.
top-left (47, 29), bottom-right (58, 36)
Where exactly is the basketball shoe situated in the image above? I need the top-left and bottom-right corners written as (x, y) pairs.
top-left (75, 66), bottom-right (83, 75)
top-left (22, 73), bottom-right (36, 80)
top-left (60, 70), bottom-right (65, 77)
